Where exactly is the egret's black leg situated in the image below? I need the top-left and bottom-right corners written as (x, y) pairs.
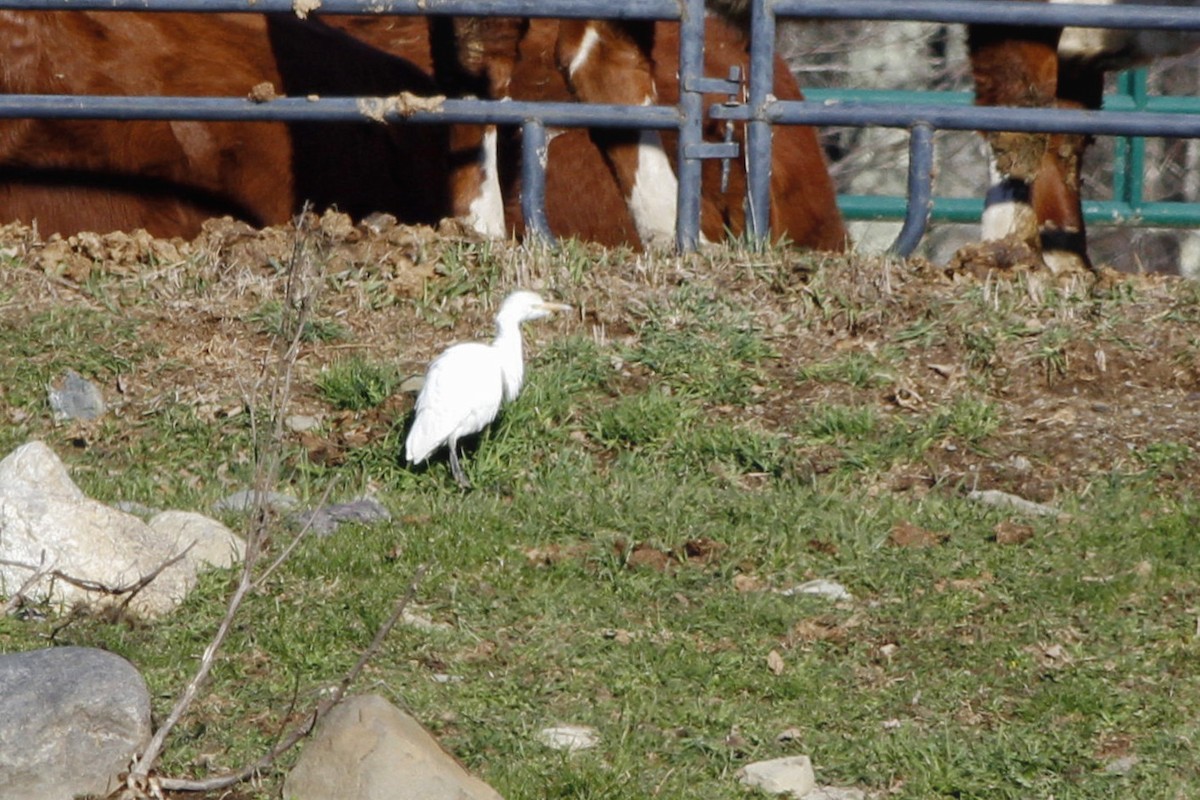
top-left (448, 442), bottom-right (471, 489)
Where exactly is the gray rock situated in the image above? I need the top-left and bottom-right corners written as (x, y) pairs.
top-left (967, 489), bottom-right (1061, 518)
top-left (292, 497), bottom-right (392, 537)
top-left (284, 694), bottom-right (504, 800)
top-left (399, 375), bottom-right (425, 394)
top-left (777, 579), bottom-right (854, 602)
top-left (47, 369), bottom-right (106, 421)
top-left (212, 488), bottom-right (300, 514)
top-left (0, 646), bottom-right (151, 800)
top-left (286, 414), bottom-right (321, 432)
top-left (0, 441), bottom-right (245, 617)
top-left (738, 755), bottom-right (816, 797)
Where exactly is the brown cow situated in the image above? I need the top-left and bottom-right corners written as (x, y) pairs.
top-left (967, 2), bottom-right (1200, 272)
top-left (447, 7), bottom-right (846, 251)
top-left (0, 11), bottom-right (845, 251)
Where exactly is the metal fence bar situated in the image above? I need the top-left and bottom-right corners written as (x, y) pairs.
top-left (834, 196), bottom-right (1200, 228)
top-left (889, 122), bottom-right (934, 256)
top-left (520, 120), bottom-right (553, 243)
top-left (675, 0), bottom-right (708, 250)
top-left (746, 0), bottom-right (776, 239)
top-left (0, 0), bottom-right (682, 18)
top-left (720, 101), bottom-right (1200, 141)
top-left (0, 95), bottom-right (681, 127)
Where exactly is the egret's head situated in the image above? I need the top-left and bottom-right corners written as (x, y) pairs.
top-left (498, 290), bottom-right (572, 324)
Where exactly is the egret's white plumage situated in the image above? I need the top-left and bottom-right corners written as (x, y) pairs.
top-left (405, 290), bottom-right (571, 487)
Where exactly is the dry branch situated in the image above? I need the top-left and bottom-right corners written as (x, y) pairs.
top-left (2, 545), bottom-right (193, 615)
top-left (124, 210), bottom-right (332, 793)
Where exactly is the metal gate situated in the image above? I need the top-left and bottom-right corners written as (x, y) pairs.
top-left (3, 0), bottom-right (1200, 255)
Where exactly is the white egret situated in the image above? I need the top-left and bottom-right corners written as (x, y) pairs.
top-left (405, 290), bottom-right (572, 488)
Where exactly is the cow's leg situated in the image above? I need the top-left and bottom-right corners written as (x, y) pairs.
top-left (1033, 57), bottom-right (1104, 273)
top-left (431, 17), bottom-right (528, 238)
top-left (966, 23), bottom-right (1063, 268)
top-left (556, 20), bottom-right (679, 249)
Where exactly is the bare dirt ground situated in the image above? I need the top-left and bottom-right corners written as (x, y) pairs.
top-left (4, 211), bottom-right (1200, 507)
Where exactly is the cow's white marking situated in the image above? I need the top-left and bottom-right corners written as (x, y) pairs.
top-left (464, 125), bottom-right (506, 239)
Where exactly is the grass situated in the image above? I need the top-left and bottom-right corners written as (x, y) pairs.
top-left (2, 240), bottom-right (1200, 799)
top-left (314, 356), bottom-right (400, 411)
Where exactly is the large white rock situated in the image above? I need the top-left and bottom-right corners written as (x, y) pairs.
top-left (0, 646), bottom-right (152, 800)
top-left (0, 441), bottom-right (245, 617)
top-left (284, 694), bottom-right (504, 800)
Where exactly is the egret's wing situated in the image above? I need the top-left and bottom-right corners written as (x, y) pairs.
top-left (405, 343), bottom-right (504, 464)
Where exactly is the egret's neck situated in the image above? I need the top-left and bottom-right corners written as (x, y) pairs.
top-left (493, 318), bottom-right (526, 403)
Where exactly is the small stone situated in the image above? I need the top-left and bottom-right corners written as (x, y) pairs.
top-left (537, 725), bottom-right (599, 752)
top-left (777, 579), bottom-right (853, 602)
top-left (47, 370), bottom-right (105, 421)
top-left (1103, 754), bottom-right (1139, 774)
top-left (400, 375), bottom-right (425, 394)
top-left (291, 497), bottom-right (391, 537)
top-left (286, 414), bottom-right (320, 432)
top-left (738, 754), bottom-right (816, 797)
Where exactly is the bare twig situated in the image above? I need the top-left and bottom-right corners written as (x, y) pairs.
top-left (2, 545), bottom-right (192, 611)
top-left (126, 210), bottom-right (325, 791)
top-left (155, 565), bottom-right (428, 793)
top-left (1, 551), bottom-right (49, 615)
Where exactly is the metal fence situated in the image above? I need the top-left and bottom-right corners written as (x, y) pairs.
top-left (3, 0), bottom-right (1200, 254)
top-left (733, 0), bottom-right (1200, 255)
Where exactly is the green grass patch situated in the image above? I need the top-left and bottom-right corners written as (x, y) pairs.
top-left (314, 356), bottom-right (400, 411)
top-left (2, 246), bottom-right (1199, 800)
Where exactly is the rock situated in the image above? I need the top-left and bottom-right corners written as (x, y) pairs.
top-left (148, 510), bottom-right (246, 569)
top-left (212, 488), bottom-right (300, 514)
top-left (291, 497), bottom-right (392, 536)
top-left (537, 725), bottom-right (599, 752)
top-left (0, 646), bottom-right (152, 800)
top-left (967, 489), bottom-right (1061, 518)
top-left (115, 500), bottom-right (158, 519)
top-left (399, 375), bottom-right (425, 394)
top-left (47, 369), bottom-right (105, 421)
top-left (285, 414), bottom-right (321, 432)
top-left (0, 441), bottom-right (245, 616)
top-left (738, 755), bottom-right (816, 797)
top-left (777, 579), bottom-right (854, 602)
top-left (283, 694), bottom-right (503, 800)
